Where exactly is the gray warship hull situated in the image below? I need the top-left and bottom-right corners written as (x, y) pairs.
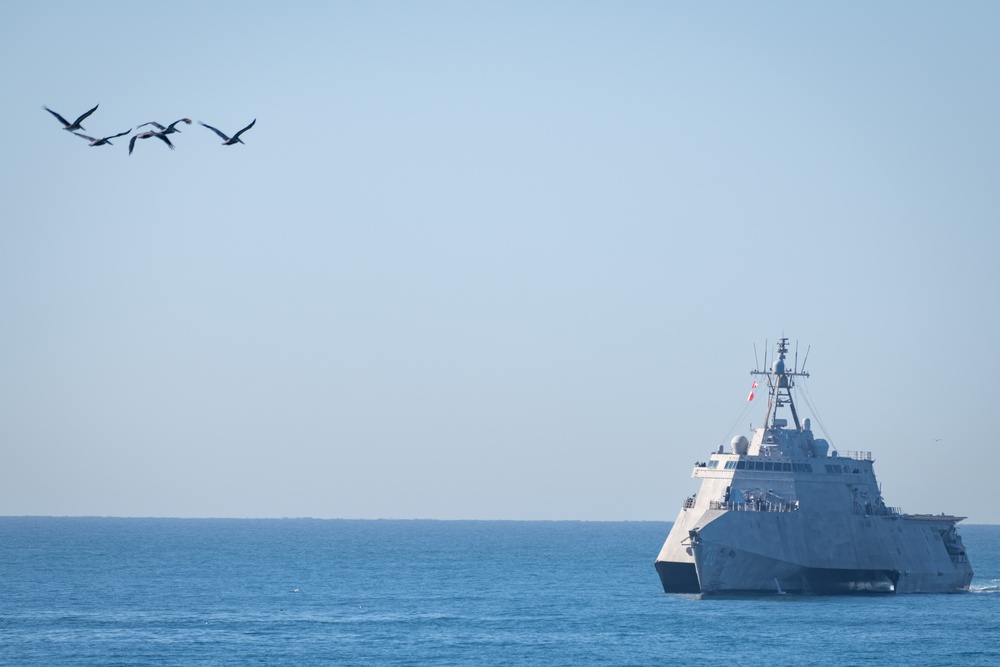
top-left (657, 506), bottom-right (972, 595)
top-left (654, 338), bottom-right (973, 595)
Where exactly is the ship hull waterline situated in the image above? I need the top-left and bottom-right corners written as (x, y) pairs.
top-left (656, 510), bottom-right (973, 595)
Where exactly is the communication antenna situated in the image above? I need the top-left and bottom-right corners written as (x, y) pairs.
top-left (751, 336), bottom-right (810, 431)
top-left (794, 340), bottom-right (799, 373)
top-left (801, 345), bottom-right (812, 374)
top-left (753, 342), bottom-right (760, 372)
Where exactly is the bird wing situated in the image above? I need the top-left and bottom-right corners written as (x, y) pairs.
top-left (107, 130), bottom-right (131, 140)
top-left (74, 104), bottom-right (99, 125)
top-left (72, 132), bottom-right (97, 142)
top-left (231, 118), bottom-right (256, 141)
top-left (199, 121), bottom-right (231, 141)
top-left (128, 134), bottom-right (139, 155)
top-left (138, 122), bottom-right (166, 131)
top-left (153, 132), bottom-right (175, 150)
top-left (44, 106), bottom-right (71, 126)
top-left (166, 118), bottom-right (193, 131)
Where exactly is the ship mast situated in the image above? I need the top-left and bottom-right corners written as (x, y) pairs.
top-left (752, 337), bottom-right (809, 430)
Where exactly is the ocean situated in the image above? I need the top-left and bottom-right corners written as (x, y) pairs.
top-left (1, 518), bottom-right (997, 666)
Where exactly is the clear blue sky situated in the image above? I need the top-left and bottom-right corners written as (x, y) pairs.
top-left (2, 2), bottom-right (998, 521)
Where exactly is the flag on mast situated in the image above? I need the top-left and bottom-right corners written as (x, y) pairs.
top-left (747, 380), bottom-right (758, 402)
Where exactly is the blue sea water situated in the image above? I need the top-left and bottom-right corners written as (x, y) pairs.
top-left (1, 519), bottom-right (997, 666)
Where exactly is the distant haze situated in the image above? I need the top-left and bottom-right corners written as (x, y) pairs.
top-left (1, 2), bottom-right (998, 522)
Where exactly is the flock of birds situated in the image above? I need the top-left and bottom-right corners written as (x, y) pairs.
top-left (44, 104), bottom-right (256, 155)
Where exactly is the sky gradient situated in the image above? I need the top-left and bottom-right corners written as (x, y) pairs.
top-left (2, 2), bottom-right (998, 521)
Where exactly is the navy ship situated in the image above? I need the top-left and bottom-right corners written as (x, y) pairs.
top-left (655, 338), bottom-right (974, 595)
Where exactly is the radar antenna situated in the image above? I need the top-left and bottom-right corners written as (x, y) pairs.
top-left (751, 337), bottom-right (810, 431)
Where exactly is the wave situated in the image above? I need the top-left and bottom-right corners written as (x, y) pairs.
top-left (970, 581), bottom-right (1000, 593)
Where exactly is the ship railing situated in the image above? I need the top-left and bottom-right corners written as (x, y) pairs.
top-left (709, 500), bottom-right (799, 513)
top-left (837, 450), bottom-right (873, 461)
top-left (852, 504), bottom-right (901, 517)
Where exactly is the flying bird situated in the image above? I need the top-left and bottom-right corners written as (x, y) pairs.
top-left (199, 118), bottom-right (256, 145)
top-left (44, 104), bottom-right (99, 131)
top-left (72, 129), bottom-right (131, 147)
top-left (128, 130), bottom-right (174, 155)
top-left (136, 118), bottom-right (192, 135)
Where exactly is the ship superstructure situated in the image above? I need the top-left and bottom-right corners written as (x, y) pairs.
top-left (655, 338), bottom-right (973, 595)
